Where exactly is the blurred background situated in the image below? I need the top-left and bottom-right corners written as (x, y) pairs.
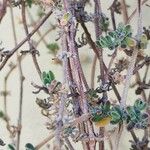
top-left (0, 0), bottom-right (150, 149)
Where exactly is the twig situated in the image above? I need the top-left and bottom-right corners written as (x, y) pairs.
top-left (0, 9), bottom-right (53, 71)
top-left (22, 2), bottom-right (42, 78)
top-left (3, 63), bottom-right (16, 116)
top-left (120, 0), bottom-right (128, 24)
top-left (93, 0), bottom-right (106, 149)
top-left (9, 3), bottom-right (24, 150)
top-left (121, 0), bottom-right (142, 108)
top-left (36, 25), bottom-right (56, 47)
top-left (90, 55), bottom-right (97, 88)
top-left (64, 137), bottom-right (75, 150)
top-left (27, 9), bottom-right (49, 46)
top-left (127, 0), bottom-right (149, 23)
top-left (0, 0), bottom-right (7, 22)
top-left (35, 133), bottom-right (54, 150)
top-left (117, 1), bottom-right (143, 150)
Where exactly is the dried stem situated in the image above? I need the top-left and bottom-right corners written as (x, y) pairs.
top-left (120, 0), bottom-right (128, 24)
top-left (90, 55), bottom-right (97, 88)
top-left (21, 1), bottom-right (42, 78)
top-left (64, 137), bottom-right (75, 150)
top-left (0, 9), bottom-right (53, 71)
top-left (115, 1), bottom-right (143, 150)
top-left (121, 0), bottom-right (142, 108)
top-left (35, 133), bottom-right (54, 150)
top-left (127, 0), bottom-right (149, 23)
top-left (9, 3), bottom-right (24, 150)
top-left (93, 0), bottom-right (106, 149)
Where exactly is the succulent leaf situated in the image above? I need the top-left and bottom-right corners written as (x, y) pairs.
top-left (126, 37), bottom-right (137, 47)
top-left (25, 143), bottom-right (35, 150)
top-left (134, 99), bottom-right (147, 111)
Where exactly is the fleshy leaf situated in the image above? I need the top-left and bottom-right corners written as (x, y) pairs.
top-left (43, 78), bottom-right (50, 85)
top-left (134, 99), bottom-right (147, 110)
top-left (126, 37), bottom-right (137, 47)
top-left (8, 144), bottom-right (16, 150)
top-left (0, 111), bottom-right (4, 118)
top-left (102, 101), bottom-right (111, 112)
top-left (110, 111), bottom-right (121, 121)
top-left (91, 114), bottom-right (103, 122)
top-left (26, 0), bottom-right (32, 8)
top-left (25, 143), bottom-right (35, 150)
top-left (48, 71), bottom-right (55, 81)
top-left (140, 34), bottom-right (148, 44)
top-left (110, 119), bottom-right (120, 124)
top-left (42, 72), bottom-right (47, 80)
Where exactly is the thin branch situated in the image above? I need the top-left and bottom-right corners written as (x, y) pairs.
top-left (121, 0), bottom-right (142, 108)
top-left (21, 1), bottom-right (42, 78)
top-left (35, 133), bottom-right (54, 150)
top-left (127, 0), bottom-right (149, 23)
top-left (0, 9), bottom-right (53, 71)
top-left (90, 55), bottom-right (97, 88)
top-left (9, 3), bottom-right (24, 150)
top-left (0, 0), bottom-right (7, 22)
top-left (64, 137), bottom-right (75, 150)
top-left (120, 0), bottom-right (128, 24)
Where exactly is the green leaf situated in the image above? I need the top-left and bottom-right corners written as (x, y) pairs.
top-left (96, 40), bottom-right (101, 47)
top-left (126, 106), bottom-right (135, 116)
top-left (37, 9), bottom-right (45, 18)
top-left (43, 78), bottom-right (50, 86)
top-left (111, 105), bottom-right (122, 115)
top-left (63, 12), bottom-right (72, 21)
top-left (110, 119), bottom-right (120, 124)
top-left (42, 71), bottom-right (55, 86)
top-left (100, 15), bottom-right (109, 32)
top-left (47, 43), bottom-right (59, 54)
top-left (126, 106), bottom-right (137, 121)
top-left (120, 40), bottom-right (127, 48)
top-left (140, 34), bottom-right (148, 44)
top-left (25, 143), bottom-right (35, 150)
top-left (0, 111), bottom-right (4, 118)
top-left (110, 111), bottom-right (121, 121)
top-left (125, 24), bottom-right (131, 33)
top-left (8, 144), bottom-right (16, 150)
top-left (99, 36), bottom-right (108, 48)
top-left (91, 114), bottom-right (103, 122)
top-left (105, 35), bottom-right (113, 45)
top-left (134, 99), bottom-right (147, 110)
top-left (26, 0), bottom-right (32, 8)
top-left (126, 37), bottom-right (137, 47)
top-left (102, 101), bottom-right (111, 112)
top-left (48, 71), bottom-right (55, 81)
top-left (108, 31), bottom-right (116, 38)
top-left (42, 72), bottom-right (47, 80)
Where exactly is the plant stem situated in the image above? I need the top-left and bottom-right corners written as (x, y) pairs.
top-left (120, 0), bottom-right (128, 24)
top-left (127, 0), bottom-right (148, 23)
top-left (35, 133), bottom-right (54, 150)
top-left (90, 55), bottom-right (97, 88)
top-left (121, 0), bottom-right (142, 108)
top-left (9, 3), bottom-right (24, 150)
top-left (21, 2), bottom-right (42, 78)
top-left (93, 0), bottom-right (105, 149)
top-left (0, 9), bottom-right (53, 71)
top-left (64, 137), bottom-right (75, 150)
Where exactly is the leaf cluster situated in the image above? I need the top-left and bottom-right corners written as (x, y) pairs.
top-left (90, 99), bottom-right (149, 130)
